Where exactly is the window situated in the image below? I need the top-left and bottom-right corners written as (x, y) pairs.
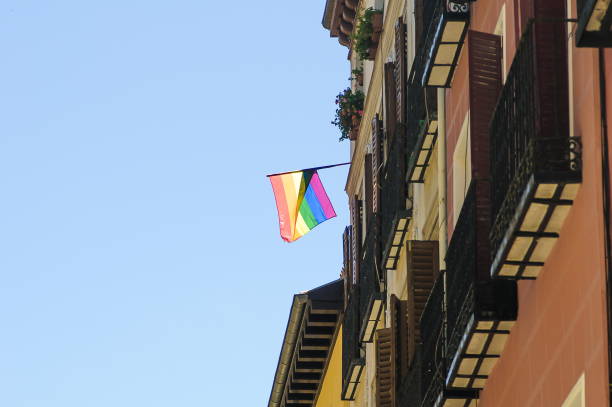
top-left (494, 5), bottom-right (507, 80)
top-left (452, 112), bottom-right (471, 226)
top-left (562, 374), bottom-right (585, 407)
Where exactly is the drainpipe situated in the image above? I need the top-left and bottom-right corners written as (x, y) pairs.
top-left (597, 48), bottom-right (612, 404)
top-left (437, 88), bottom-right (448, 268)
top-left (437, 87), bottom-right (449, 391)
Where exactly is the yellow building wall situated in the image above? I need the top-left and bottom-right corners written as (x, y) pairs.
top-left (315, 328), bottom-right (349, 407)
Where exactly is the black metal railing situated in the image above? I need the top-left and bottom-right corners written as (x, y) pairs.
top-left (445, 183), bottom-right (490, 378)
top-left (381, 127), bottom-right (408, 243)
top-left (360, 214), bottom-right (383, 324)
top-left (411, 0), bottom-right (439, 115)
top-left (421, 0), bottom-right (472, 30)
top-left (404, 0), bottom-right (439, 183)
top-left (419, 0), bottom-right (469, 86)
top-left (445, 183), bottom-right (477, 357)
top-left (420, 274), bottom-right (445, 406)
top-left (398, 345), bottom-right (422, 407)
top-left (575, 0), bottom-right (612, 47)
top-left (446, 182), bottom-right (518, 383)
top-left (422, 0), bottom-right (441, 41)
top-left (342, 290), bottom-right (361, 387)
top-left (407, 71), bottom-right (438, 136)
top-left (411, 0), bottom-right (445, 90)
top-left (490, 20), bottom-right (581, 255)
top-left (406, 52), bottom-right (438, 182)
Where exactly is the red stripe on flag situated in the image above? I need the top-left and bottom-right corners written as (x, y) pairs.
top-left (269, 175), bottom-right (293, 242)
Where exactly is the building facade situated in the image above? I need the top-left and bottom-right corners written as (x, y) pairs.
top-left (270, 0), bottom-right (612, 405)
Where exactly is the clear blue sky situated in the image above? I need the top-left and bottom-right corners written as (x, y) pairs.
top-left (0, 2), bottom-right (349, 406)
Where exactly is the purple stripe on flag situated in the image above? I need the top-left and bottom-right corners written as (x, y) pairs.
top-left (310, 172), bottom-right (336, 219)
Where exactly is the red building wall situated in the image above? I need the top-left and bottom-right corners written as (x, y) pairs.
top-left (444, 0), bottom-right (610, 404)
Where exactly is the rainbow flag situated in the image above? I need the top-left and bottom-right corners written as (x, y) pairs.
top-left (269, 169), bottom-right (336, 242)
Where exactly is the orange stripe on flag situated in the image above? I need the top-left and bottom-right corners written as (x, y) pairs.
top-left (269, 175), bottom-right (292, 242)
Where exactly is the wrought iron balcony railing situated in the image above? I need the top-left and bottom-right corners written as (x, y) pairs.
top-left (445, 181), bottom-right (518, 391)
top-left (404, 0), bottom-right (440, 184)
top-left (490, 20), bottom-right (582, 279)
top-left (420, 0), bottom-right (470, 87)
top-left (381, 125), bottom-right (412, 272)
top-left (342, 291), bottom-right (364, 400)
top-left (359, 214), bottom-right (385, 343)
top-left (398, 345), bottom-right (422, 407)
top-left (420, 274), bottom-right (445, 406)
top-left (420, 273), bottom-right (479, 407)
top-left (576, 0), bottom-right (612, 47)
top-left (406, 53), bottom-right (438, 183)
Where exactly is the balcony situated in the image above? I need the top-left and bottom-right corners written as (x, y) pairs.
top-left (576, 0), bottom-right (612, 47)
top-left (420, 274), bottom-right (478, 407)
top-left (406, 52), bottom-right (439, 183)
top-left (420, 274), bottom-right (445, 407)
top-left (398, 345), bottom-right (422, 407)
top-left (359, 215), bottom-right (385, 343)
top-left (421, 0), bottom-right (470, 87)
top-left (490, 20), bottom-right (582, 279)
top-left (445, 181), bottom-right (518, 390)
top-left (342, 292), bottom-right (364, 400)
top-left (381, 127), bottom-right (413, 272)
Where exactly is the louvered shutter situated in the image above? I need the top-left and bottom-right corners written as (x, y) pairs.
top-left (533, 0), bottom-right (569, 142)
top-left (350, 197), bottom-right (361, 286)
top-left (390, 295), bottom-right (410, 382)
top-left (343, 226), bottom-right (352, 304)
top-left (406, 241), bottom-right (439, 366)
top-left (394, 18), bottom-right (407, 125)
top-left (365, 154), bottom-right (374, 218)
top-left (376, 328), bottom-right (396, 407)
top-left (519, 0), bottom-right (533, 36)
top-left (468, 32), bottom-right (502, 283)
top-left (384, 62), bottom-right (397, 145)
top-left (372, 115), bottom-right (383, 214)
top-left (468, 31), bottom-right (502, 180)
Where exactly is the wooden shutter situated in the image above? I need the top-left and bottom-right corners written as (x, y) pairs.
top-left (394, 18), bottom-right (407, 124)
top-left (468, 32), bottom-right (502, 283)
top-left (342, 226), bottom-right (352, 304)
top-left (390, 295), bottom-right (410, 382)
top-left (468, 31), bottom-right (502, 181)
top-left (376, 328), bottom-right (396, 407)
top-left (371, 115), bottom-right (383, 213)
top-left (406, 241), bottom-right (439, 366)
top-left (350, 197), bottom-right (361, 286)
top-left (518, 0), bottom-right (534, 36)
top-left (533, 0), bottom-right (569, 142)
top-left (365, 154), bottom-right (374, 218)
top-left (384, 62), bottom-right (397, 144)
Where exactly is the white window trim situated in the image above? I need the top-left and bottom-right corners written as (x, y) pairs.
top-left (494, 5), bottom-right (507, 80)
top-left (562, 373), bottom-right (586, 407)
top-left (452, 111), bottom-right (471, 226)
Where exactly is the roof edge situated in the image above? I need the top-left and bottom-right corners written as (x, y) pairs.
top-left (322, 0), bottom-right (336, 29)
top-left (267, 293), bottom-right (308, 407)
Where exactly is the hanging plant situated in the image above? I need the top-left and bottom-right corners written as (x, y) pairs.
top-left (352, 8), bottom-right (384, 60)
top-left (332, 88), bottom-right (365, 141)
top-left (350, 66), bottom-right (364, 86)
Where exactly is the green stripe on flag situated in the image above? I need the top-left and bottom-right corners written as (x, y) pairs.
top-left (299, 201), bottom-right (318, 229)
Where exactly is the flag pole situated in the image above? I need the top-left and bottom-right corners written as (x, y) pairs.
top-left (265, 162), bottom-right (351, 178)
